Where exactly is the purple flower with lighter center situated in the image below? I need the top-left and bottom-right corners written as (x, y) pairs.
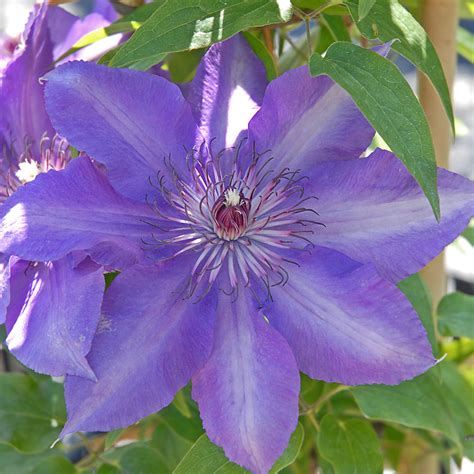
top-left (1, 35), bottom-right (473, 473)
top-left (0, 2), bottom-right (120, 380)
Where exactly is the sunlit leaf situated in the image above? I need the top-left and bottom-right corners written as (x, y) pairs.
top-left (111, 0), bottom-right (293, 69)
top-left (309, 42), bottom-right (440, 219)
top-left (345, 0), bottom-right (455, 134)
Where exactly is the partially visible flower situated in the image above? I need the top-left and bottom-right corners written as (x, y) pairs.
top-left (0, 2), bottom-right (119, 379)
top-left (1, 35), bottom-right (474, 473)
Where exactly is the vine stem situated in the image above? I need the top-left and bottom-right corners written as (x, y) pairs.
top-left (301, 385), bottom-right (348, 416)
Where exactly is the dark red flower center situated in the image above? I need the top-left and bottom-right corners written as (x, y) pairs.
top-left (212, 187), bottom-right (250, 241)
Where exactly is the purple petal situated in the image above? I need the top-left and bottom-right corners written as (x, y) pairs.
top-left (47, 6), bottom-right (120, 63)
top-left (247, 66), bottom-right (374, 173)
top-left (187, 35), bottom-right (267, 149)
top-left (0, 156), bottom-right (158, 269)
top-left (0, 254), bottom-right (12, 324)
top-left (268, 246), bottom-right (435, 385)
top-left (62, 256), bottom-right (216, 435)
top-left (44, 61), bottom-right (197, 202)
top-left (192, 291), bottom-right (299, 474)
top-left (0, 4), bottom-right (54, 159)
top-left (310, 149), bottom-right (474, 282)
top-left (5, 256), bottom-right (104, 379)
top-left (91, 0), bottom-right (119, 22)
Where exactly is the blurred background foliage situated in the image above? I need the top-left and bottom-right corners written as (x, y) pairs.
top-left (0, 0), bottom-right (473, 473)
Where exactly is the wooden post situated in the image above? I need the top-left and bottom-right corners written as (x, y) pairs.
top-left (419, 0), bottom-right (459, 307)
top-left (399, 2), bottom-right (460, 473)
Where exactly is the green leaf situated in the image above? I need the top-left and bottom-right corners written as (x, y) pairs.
top-left (270, 423), bottom-right (304, 473)
top-left (56, 1), bottom-right (164, 65)
top-left (398, 274), bottom-right (437, 353)
top-left (173, 434), bottom-right (248, 473)
top-left (166, 49), bottom-right (205, 82)
top-left (345, 0), bottom-right (455, 134)
top-left (352, 365), bottom-right (465, 447)
top-left (31, 457), bottom-right (77, 474)
top-left (309, 42), bottom-right (439, 219)
top-left (159, 402), bottom-right (204, 442)
top-left (358, 0), bottom-right (376, 19)
top-left (438, 361), bottom-right (474, 436)
top-left (292, 0), bottom-right (346, 13)
top-left (320, 13), bottom-right (350, 41)
top-left (316, 14), bottom-right (350, 54)
top-left (382, 425), bottom-right (405, 470)
top-left (55, 21), bottom-right (140, 64)
top-left (172, 388), bottom-right (193, 418)
top-left (151, 424), bottom-right (193, 471)
top-left (319, 456), bottom-right (336, 474)
top-left (96, 465), bottom-right (122, 474)
top-left (463, 224), bottom-right (474, 246)
top-left (111, 0), bottom-right (293, 69)
top-left (243, 32), bottom-right (278, 80)
top-left (120, 445), bottom-right (169, 474)
top-left (104, 429), bottom-right (125, 450)
top-left (0, 373), bottom-right (65, 452)
top-left (457, 27), bottom-right (474, 63)
top-left (461, 0), bottom-right (474, 18)
top-left (437, 292), bottom-right (474, 339)
top-left (0, 443), bottom-right (73, 474)
top-left (174, 423), bottom-right (304, 473)
top-left (317, 415), bottom-right (383, 474)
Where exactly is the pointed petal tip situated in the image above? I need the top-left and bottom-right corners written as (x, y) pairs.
top-left (70, 356), bottom-right (98, 382)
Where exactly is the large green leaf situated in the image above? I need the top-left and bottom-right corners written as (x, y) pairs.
top-left (30, 457), bottom-right (77, 474)
top-left (315, 14), bottom-right (350, 54)
top-left (398, 273), bottom-right (437, 354)
top-left (151, 424), bottom-right (193, 471)
top-left (0, 373), bottom-right (66, 452)
top-left (111, 0), bottom-right (293, 69)
top-left (120, 445), bottom-right (169, 474)
top-left (173, 423), bottom-right (304, 473)
top-left (0, 443), bottom-right (74, 474)
top-left (352, 363), bottom-right (472, 448)
top-left (309, 42), bottom-right (439, 219)
top-left (174, 434), bottom-right (248, 473)
top-left (345, 0), bottom-right (455, 133)
top-left (159, 402), bottom-right (204, 443)
top-left (437, 292), bottom-right (474, 339)
top-left (317, 415), bottom-right (383, 474)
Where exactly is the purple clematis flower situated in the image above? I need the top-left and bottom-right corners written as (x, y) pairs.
top-left (1, 35), bottom-right (474, 473)
top-left (0, 2), bottom-right (119, 379)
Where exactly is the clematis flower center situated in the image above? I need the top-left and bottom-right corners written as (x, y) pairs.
top-left (212, 188), bottom-right (250, 241)
top-left (1, 134), bottom-right (71, 202)
top-left (145, 141), bottom-right (323, 297)
top-left (15, 159), bottom-right (42, 184)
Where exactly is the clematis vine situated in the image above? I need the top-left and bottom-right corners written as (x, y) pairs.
top-left (0, 2), bottom-right (120, 379)
top-left (1, 34), bottom-right (473, 473)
